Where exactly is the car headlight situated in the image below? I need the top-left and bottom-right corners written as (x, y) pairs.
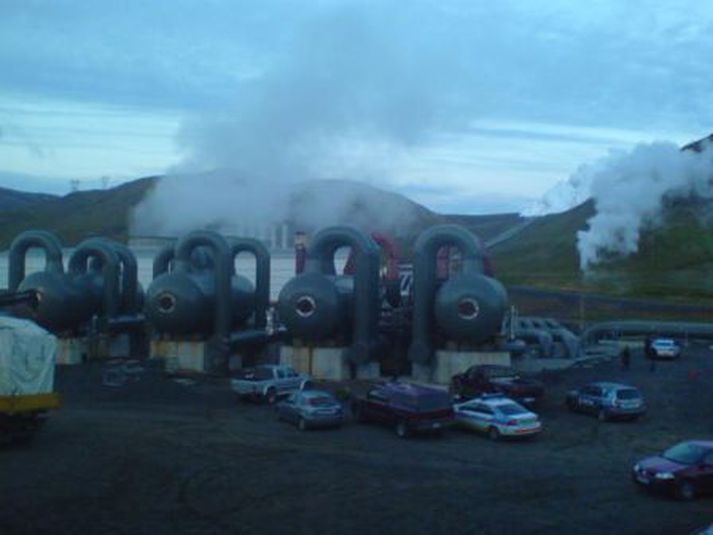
top-left (633, 463), bottom-right (640, 472)
top-left (654, 472), bottom-right (674, 480)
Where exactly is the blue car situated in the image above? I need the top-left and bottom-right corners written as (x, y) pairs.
top-left (566, 382), bottom-right (646, 421)
top-left (275, 390), bottom-right (344, 431)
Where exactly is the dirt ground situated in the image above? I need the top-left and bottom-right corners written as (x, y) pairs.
top-left (1, 346), bottom-right (712, 534)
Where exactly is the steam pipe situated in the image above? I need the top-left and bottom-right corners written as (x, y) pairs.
top-left (8, 230), bottom-right (64, 291)
top-left (68, 238), bottom-right (121, 320)
top-left (174, 230), bottom-right (232, 340)
top-left (581, 320), bottom-right (713, 345)
top-left (305, 226), bottom-right (380, 365)
top-left (101, 239), bottom-right (139, 314)
top-left (409, 224), bottom-right (488, 365)
top-left (153, 244), bottom-right (175, 278)
top-left (228, 237), bottom-right (270, 329)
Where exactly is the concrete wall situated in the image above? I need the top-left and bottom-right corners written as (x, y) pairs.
top-left (279, 345), bottom-right (380, 381)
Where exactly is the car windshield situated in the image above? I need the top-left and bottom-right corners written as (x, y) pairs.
top-left (397, 392), bottom-right (450, 411)
top-left (653, 339), bottom-right (674, 346)
top-left (487, 367), bottom-right (517, 379)
top-left (307, 395), bottom-right (335, 406)
top-left (615, 389), bottom-right (640, 400)
top-left (249, 367), bottom-right (274, 380)
top-left (662, 442), bottom-right (707, 465)
top-left (498, 403), bottom-right (528, 416)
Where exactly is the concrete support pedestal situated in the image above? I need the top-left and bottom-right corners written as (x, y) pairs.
top-left (88, 333), bottom-right (132, 360)
top-left (279, 345), bottom-right (380, 381)
top-left (56, 337), bottom-right (88, 365)
top-left (150, 339), bottom-right (209, 373)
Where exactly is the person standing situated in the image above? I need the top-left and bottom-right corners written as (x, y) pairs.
top-left (621, 346), bottom-right (631, 370)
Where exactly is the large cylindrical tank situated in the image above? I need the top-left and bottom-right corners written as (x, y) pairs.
top-left (434, 272), bottom-right (507, 344)
top-left (277, 272), bottom-right (353, 341)
top-left (145, 266), bottom-right (256, 335)
top-left (17, 271), bottom-right (95, 332)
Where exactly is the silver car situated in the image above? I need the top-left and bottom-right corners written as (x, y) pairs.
top-left (276, 390), bottom-right (344, 431)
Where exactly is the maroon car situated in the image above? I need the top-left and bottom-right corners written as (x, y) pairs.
top-left (632, 440), bottom-right (713, 500)
top-left (352, 382), bottom-right (454, 438)
top-left (450, 365), bottom-right (545, 406)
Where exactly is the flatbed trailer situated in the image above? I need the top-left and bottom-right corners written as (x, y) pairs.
top-left (0, 392), bottom-right (60, 444)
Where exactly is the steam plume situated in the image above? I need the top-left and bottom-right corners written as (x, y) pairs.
top-left (528, 139), bottom-right (713, 269)
top-left (131, 4), bottom-right (468, 237)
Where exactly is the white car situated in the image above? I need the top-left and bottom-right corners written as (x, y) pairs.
top-left (453, 394), bottom-right (542, 440)
top-left (650, 338), bottom-right (681, 359)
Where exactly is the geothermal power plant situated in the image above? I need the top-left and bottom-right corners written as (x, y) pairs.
top-left (4, 224), bottom-right (534, 381)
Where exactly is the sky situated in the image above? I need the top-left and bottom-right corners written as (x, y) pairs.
top-left (1, 0), bottom-right (712, 214)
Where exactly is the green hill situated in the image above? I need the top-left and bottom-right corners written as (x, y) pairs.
top-left (489, 197), bottom-right (713, 305)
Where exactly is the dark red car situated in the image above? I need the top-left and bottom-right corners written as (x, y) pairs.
top-left (450, 365), bottom-right (545, 407)
top-left (632, 440), bottom-right (713, 500)
top-left (351, 382), bottom-right (454, 438)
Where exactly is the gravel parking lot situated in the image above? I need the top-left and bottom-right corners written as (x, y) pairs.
top-left (1, 345), bottom-right (712, 534)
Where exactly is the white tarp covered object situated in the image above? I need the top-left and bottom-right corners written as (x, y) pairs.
top-left (0, 316), bottom-right (57, 396)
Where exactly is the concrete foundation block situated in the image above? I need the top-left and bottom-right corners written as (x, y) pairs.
top-left (88, 333), bottom-right (132, 360)
top-left (432, 350), bottom-right (511, 385)
top-left (280, 345), bottom-right (376, 381)
top-left (150, 339), bottom-right (207, 373)
top-left (56, 338), bottom-right (88, 366)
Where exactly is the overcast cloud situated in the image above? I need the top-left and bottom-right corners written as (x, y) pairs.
top-left (0, 1), bottom-right (712, 212)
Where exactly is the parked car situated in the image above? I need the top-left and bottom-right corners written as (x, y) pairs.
top-left (351, 382), bottom-right (454, 438)
top-left (453, 394), bottom-right (542, 441)
top-left (450, 365), bottom-right (545, 406)
top-left (649, 337), bottom-right (681, 359)
top-left (632, 440), bottom-right (713, 500)
top-left (275, 390), bottom-right (344, 431)
top-left (566, 382), bottom-right (646, 421)
top-left (231, 364), bottom-right (311, 404)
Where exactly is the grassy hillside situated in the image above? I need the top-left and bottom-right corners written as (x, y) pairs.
top-left (489, 197), bottom-right (713, 304)
top-left (0, 187), bottom-right (57, 211)
top-left (0, 177), bottom-right (158, 247)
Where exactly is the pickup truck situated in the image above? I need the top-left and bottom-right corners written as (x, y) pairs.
top-left (231, 364), bottom-right (311, 404)
top-left (450, 364), bottom-right (545, 407)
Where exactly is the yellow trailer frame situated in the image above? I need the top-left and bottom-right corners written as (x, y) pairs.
top-left (0, 392), bottom-right (61, 414)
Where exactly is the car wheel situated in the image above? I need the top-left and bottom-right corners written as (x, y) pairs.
top-left (597, 409), bottom-right (608, 422)
top-left (298, 418), bottom-right (307, 432)
top-left (265, 388), bottom-right (278, 405)
top-left (676, 480), bottom-right (696, 501)
top-left (395, 420), bottom-right (409, 438)
top-left (488, 426), bottom-right (500, 441)
top-left (566, 398), bottom-right (577, 411)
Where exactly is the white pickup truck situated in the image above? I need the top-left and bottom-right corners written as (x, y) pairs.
top-left (231, 364), bottom-right (311, 404)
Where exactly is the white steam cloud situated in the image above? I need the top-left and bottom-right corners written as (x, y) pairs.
top-left (526, 139), bottom-right (713, 270)
top-left (131, 4), bottom-right (469, 237)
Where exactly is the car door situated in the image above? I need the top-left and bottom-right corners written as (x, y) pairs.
top-left (283, 367), bottom-right (302, 391)
top-left (280, 392), bottom-right (299, 423)
top-left (470, 403), bottom-right (495, 433)
top-left (364, 388), bottom-right (390, 422)
top-left (698, 450), bottom-right (713, 494)
top-left (578, 386), bottom-right (600, 413)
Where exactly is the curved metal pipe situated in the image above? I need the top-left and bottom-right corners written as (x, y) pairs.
top-left (305, 226), bottom-right (380, 365)
top-left (513, 328), bottom-right (555, 358)
top-left (174, 230), bottom-right (232, 339)
top-left (8, 230), bottom-right (64, 291)
top-left (68, 238), bottom-right (120, 320)
top-left (153, 244), bottom-right (175, 278)
top-left (581, 320), bottom-right (713, 345)
top-left (228, 237), bottom-right (270, 329)
top-left (101, 239), bottom-right (139, 314)
top-left (409, 224), bottom-right (488, 365)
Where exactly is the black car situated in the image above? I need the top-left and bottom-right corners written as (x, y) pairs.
top-left (352, 382), bottom-right (454, 438)
top-left (450, 365), bottom-right (545, 406)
